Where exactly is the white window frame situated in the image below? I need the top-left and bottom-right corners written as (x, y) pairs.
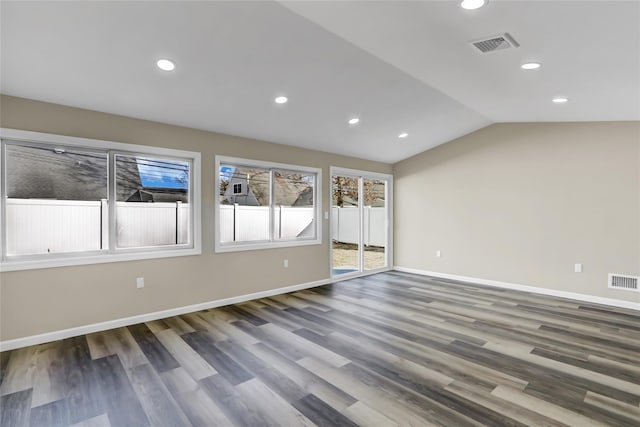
top-left (215, 155), bottom-right (322, 253)
top-left (0, 128), bottom-right (202, 272)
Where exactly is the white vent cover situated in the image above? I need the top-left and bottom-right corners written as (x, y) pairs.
top-left (471, 33), bottom-right (520, 53)
top-left (608, 274), bottom-right (639, 291)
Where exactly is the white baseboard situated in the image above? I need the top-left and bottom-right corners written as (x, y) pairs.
top-left (0, 277), bottom-right (337, 352)
top-left (393, 266), bottom-right (640, 311)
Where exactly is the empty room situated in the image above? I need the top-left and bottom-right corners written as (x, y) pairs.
top-left (0, 1), bottom-right (639, 426)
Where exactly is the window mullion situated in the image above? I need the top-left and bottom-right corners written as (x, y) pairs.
top-left (269, 169), bottom-right (274, 242)
top-left (0, 141), bottom-right (6, 261)
top-left (358, 176), bottom-right (365, 273)
top-left (108, 151), bottom-right (116, 252)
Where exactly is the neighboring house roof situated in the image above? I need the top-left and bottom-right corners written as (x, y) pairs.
top-left (222, 168), bottom-right (313, 207)
top-left (6, 144), bottom-right (187, 202)
top-left (7, 144), bottom-right (108, 201)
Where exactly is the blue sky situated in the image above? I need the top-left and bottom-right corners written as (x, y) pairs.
top-left (137, 158), bottom-right (189, 189)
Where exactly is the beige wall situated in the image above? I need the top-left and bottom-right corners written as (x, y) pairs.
top-left (0, 95), bottom-right (392, 341)
top-left (394, 122), bottom-right (640, 303)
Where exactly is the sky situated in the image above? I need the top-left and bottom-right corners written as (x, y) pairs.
top-left (137, 157), bottom-right (189, 189)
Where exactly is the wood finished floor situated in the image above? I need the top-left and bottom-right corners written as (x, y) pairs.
top-left (1, 271), bottom-right (639, 427)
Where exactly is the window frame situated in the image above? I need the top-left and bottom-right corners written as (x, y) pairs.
top-left (215, 155), bottom-right (322, 253)
top-left (0, 128), bottom-right (202, 272)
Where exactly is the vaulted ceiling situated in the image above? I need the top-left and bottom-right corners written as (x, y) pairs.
top-left (2, 1), bottom-right (638, 163)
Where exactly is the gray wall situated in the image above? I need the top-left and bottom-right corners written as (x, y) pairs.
top-left (394, 122), bottom-right (640, 303)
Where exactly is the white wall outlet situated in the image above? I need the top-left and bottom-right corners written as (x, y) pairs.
top-left (284, 259), bottom-right (289, 268)
top-left (574, 263), bottom-right (583, 273)
top-left (324, 211), bottom-right (329, 220)
top-left (436, 250), bottom-right (441, 258)
top-left (136, 277), bottom-right (145, 288)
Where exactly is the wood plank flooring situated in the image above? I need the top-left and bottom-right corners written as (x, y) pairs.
top-left (1, 271), bottom-right (639, 426)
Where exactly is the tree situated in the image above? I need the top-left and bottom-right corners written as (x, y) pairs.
top-left (332, 176), bottom-right (382, 206)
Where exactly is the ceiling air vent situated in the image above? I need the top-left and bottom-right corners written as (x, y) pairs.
top-left (471, 33), bottom-right (520, 53)
top-left (608, 274), bottom-right (639, 292)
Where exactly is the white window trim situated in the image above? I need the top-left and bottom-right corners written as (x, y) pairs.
top-left (0, 128), bottom-right (202, 272)
top-left (215, 155), bottom-right (322, 253)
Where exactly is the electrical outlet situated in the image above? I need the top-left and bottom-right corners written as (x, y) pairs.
top-left (324, 211), bottom-right (329, 220)
top-left (284, 259), bottom-right (289, 268)
top-left (136, 277), bottom-right (145, 288)
top-left (436, 250), bottom-right (441, 258)
top-left (574, 264), bottom-right (583, 273)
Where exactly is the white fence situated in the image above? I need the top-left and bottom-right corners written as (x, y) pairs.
top-left (219, 205), bottom-right (385, 245)
top-left (332, 206), bottom-right (386, 247)
top-left (219, 205), bottom-right (314, 242)
top-left (5, 199), bottom-right (385, 255)
top-left (6, 199), bottom-right (104, 255)
top-left (5, 199), bottom-right (189, 255)
top-left (116, 201), bottom-right (189, 248)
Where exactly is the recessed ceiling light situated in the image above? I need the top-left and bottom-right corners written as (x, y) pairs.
top-left (274, 96), bottom-right (288, 104)
top-left (156, 59), bottom-right (175, 71)
top-left (348, 117), bottom-right (360, 125)
top-left (552, 97), bottom-right (568, 104)
top-left (521, 62), bottom-right (542, 70)
top-left (398, 132), bottom-right (409, 139)
top-left (460, 0), bottom-right (487, 10)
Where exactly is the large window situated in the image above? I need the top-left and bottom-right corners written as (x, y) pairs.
top-left (216, 156), bottom-right (321, 252)
top-left (0, 129), bottom-right (201, 271)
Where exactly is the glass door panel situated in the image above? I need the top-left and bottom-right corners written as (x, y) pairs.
top-left (364, 178), bottom-right (386, 270)
top-left (331, 175), bottom-right (360, 275)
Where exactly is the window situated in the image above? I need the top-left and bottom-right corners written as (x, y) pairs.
top-left (114, 154), bottom-right (191, 248)
top-left (0, 128), bottom-right (201, 271)
top-left (216, 156), bottom-right (321, 252)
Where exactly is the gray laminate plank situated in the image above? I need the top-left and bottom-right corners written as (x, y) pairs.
top-left (1, 389), bottom-right (32, 427)
top-left (126, 363), bottom-right (191, 427)
top-left (249, 342), bottom-right (357, 411)
top-left (126, 324), bottom-right (179, 373)
top-left (68, 413), bottom-right (111, 427)
top-left (236, 378), bottom-right (316, 426)
top-left (215, 339), bottom-right (307, 402)
top-left (29, 399), bottom-right (69, 427)
top-left (291, 393), bottom-right (358, 427)
top-left (153, 329), bottom-right (217, 381)
top-left (200, 374), bottom-right (280, 426)
top-left (61, 337), bottom-right (105, 425)
top-left (30, 341), bottom-right (66, 408)
top-left (162, 316), bottom-right (196, 335)
top-left (181, 331), bottom-right (253, 385)
top-left (0, 350), bottom-right (12, 389)
top-left (0, 346), bottom-right (37, 396)
top-left (93, 355), bottom-right (149, 427)
top-left (160, 367), bottom-right (234, 427)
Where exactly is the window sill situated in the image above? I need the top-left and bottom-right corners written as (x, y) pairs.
top-left (215, 239), bottom-right (321, 253)
top-left (0, 247), bottom-right (202, 272)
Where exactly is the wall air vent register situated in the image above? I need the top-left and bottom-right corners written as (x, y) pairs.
top-left (608, 274), bottom-right (639, 292)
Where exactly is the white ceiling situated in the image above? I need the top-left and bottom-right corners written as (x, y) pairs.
top-left (1, 1), bottom-right (638, 163)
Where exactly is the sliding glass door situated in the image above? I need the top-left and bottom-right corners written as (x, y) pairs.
top-left (331, 168), bottom-right (392, 277)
